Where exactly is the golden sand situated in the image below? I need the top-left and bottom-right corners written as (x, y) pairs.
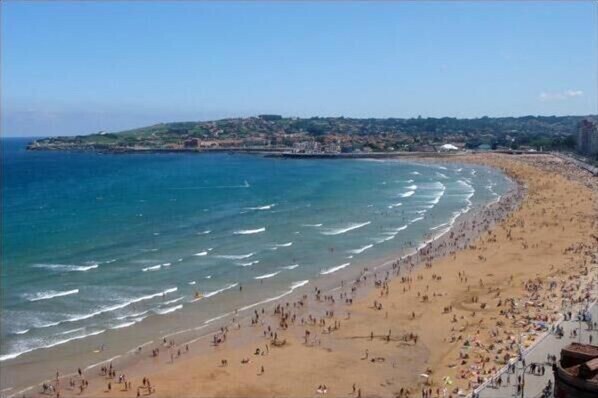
top-left (72, 154), bottom-right (596, 398)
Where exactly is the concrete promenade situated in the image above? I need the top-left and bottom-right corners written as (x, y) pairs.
top-left (476, 302), bottom-right (597, 398)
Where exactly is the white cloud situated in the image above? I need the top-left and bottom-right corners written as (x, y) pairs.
top-left (539, 89), bottom-right (584, 102)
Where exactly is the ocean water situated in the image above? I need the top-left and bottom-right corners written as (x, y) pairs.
top-left (1, 138), bottom-right (511, 366)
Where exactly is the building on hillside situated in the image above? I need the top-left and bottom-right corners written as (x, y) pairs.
top-left (322, 142), bottom-right (341, 154)
top-left (577, 119), bottom-right (598, 156)
top-left (292, 141), bottom-right (321, 154)
top-left (438, 143), bottom-right (459, 152)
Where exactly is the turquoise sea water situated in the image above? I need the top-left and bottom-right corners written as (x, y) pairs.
top-left (1, 138), bottom-right (511, 364)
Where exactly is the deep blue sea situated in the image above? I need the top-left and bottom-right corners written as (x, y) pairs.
top-left (1, 138), bottom-right (510, 364)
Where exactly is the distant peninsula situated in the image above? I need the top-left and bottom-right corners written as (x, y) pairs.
top-left (27, 114), bottom-right (592, 155)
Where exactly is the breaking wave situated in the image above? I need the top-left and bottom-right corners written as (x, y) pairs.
top-left (320, 262), bottom-right (351, 275)
top-left (321, 221), bottom-right (370, 236)
top-left (234, 227), bottom-right (266, 235)
top-left (24, 289), bottom-right (79, 302)
top-left (33, 263), bottom-right (98, 272)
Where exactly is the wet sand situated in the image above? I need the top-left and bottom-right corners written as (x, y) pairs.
top-left (16, 154), bottom-right (597, 398)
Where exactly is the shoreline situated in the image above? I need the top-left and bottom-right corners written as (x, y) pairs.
top-left (2, 158), bottom-right (523, 398)
top-left (0, 162), bottom-right (520, 397)
top-left (4, 153), bottom-right (596, 398)
top-left (24, 140), bottom-right (554, 160)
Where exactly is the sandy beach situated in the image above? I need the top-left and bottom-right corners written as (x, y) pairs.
top-left (18, 153), bottom-right (597, 398)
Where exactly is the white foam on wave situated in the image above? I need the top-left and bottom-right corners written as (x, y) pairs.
top-left (487, 195), bottom-right (502, 206)
top-left (236, 280), bottom-right (309, 313)
top-left (348, 244), bottom-right (374, 254)
top-left (410, 216), bottom-right (424, 223)
top-left (411, 171), bottom-right (421, 175)
top-left (429, 183), bottom-right (446, 205)
top-left (142, 264), bottom-right (161, 272)
top-left (281, 264), bottom-right (299, 270)
top-left (215, 252), bottom-right (255, 260)
top-left (33, 263), bottom-right (98, 272)
top-left (302, 223), bottom-right (323, 227)
top-left (392, 225), bottom-right (409, 233)
top-left (429, 195), bottom-right (443, 205)
top-left (400, 191), bottom-right (415, 198)
top-left (418, 227), bottom-right (451, 250)
top-left (406, 184), bottom-right (418, 190)
top-left (24, 289), bottom-right (79, 302)
top-left (375, 233), bottom-right (397, 244)
top-left (430, 222), bottom-right (449, 231)
top-left (0, 329), bottom-right (106, 362)
top-left (321, 221), bottom-right (370, 236)
top-left (291, 280), bottom-right (310, 289)
top-left (110, 320), bottom-right (137, 330)
top-left (197, 230), bottom-right (211, 235)
top-left (154, 304), bottom-right (183, 315)
top-left (171, 181), bottom-right (250, 190)
top-left (246, 203), bottom-right (276, 211)
top-left (31, 320), bottom-right (61, 329)
top-left (486, 183), bottom-right (499, 197)
top-left (84, 354), bottom-right (121, 371)
top-left (188, 281), bottom-right (196, 285)
top-left (457, 179), bottom-right (475, 193)
top-left (276, 242), bottom-right (293, 247)
top-left (53, 287), bottom-right (178, 326)
top-left (234, 227), bottom-right (265, 235)
top-left (162, 296), bottom-right (184, 305)
top-left (320, 262), bottom-right (350, 275)
top-left (116, 310), bottom-right (148, 320)
top-left (388, 202), bottom-right (402, 209)
top-left (204, 313), bottom-right (232, 325)
top-left (236, 260), bottom-right (259, 267)
top-left (58, 327), bottom-right (85, 335)
top-left (254, 271), bottom-right (281, 280)
top-left (194, 251), bottom-right (208, 256)
top-left (436, 172), bottom-right (448, 179)
top-left (204, 283), bottom-right (238, 298)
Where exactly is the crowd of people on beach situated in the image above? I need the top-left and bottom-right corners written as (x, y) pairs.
top-left (19, 154), bottom-right (596, 398)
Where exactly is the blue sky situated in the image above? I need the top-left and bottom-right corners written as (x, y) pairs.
top-left (2, 1), bottom-right (597, 137)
